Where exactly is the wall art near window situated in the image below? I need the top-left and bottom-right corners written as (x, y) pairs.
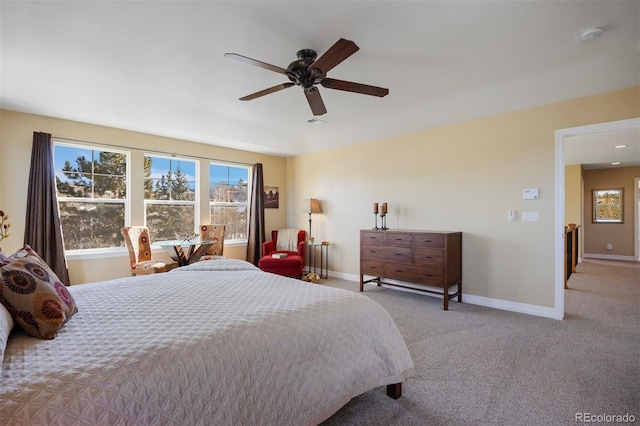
top-left (592, 188), bottom-right (623, 223)
top-left (264, 186), bottom-right (279, 209)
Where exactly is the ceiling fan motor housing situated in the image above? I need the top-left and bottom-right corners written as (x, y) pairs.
top-left (286, 49), bottom-right (324, 88)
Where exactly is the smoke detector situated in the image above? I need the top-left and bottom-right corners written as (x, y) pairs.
top-left (580, 26), bottom-right (604, 41)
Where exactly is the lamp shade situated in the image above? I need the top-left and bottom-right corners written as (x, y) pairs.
top-left (303, 198), bottom-right (323, 214)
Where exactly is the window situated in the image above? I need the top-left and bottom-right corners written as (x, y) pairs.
top-left (55, 143), bottom-right (128, 250)
top-left (592, 188), bottom-right (624, 223)
top-left (144, 155), bottom-right (198, 241)
top-left (209, 163), bottom-right (249, 241)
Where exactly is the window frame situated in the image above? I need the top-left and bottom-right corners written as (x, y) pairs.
top-left (54, 140), bottom-right (252, 259)
top-left (143, 153), bottom-right (199, 240)
top-left (209, 161), bottom-right (251, 243)
top-left (592, 188), bottom-right (624, 224)
top-left (54, 140), bottom-right (131, 256)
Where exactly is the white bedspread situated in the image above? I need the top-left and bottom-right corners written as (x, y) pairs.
top-left (0, 260), bottom-right (414, 425)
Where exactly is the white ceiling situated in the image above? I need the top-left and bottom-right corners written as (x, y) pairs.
top-left (1, 1), bottom-right (639, 168)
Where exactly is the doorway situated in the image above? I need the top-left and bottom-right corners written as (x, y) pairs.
top-left (555, 117), bottom-right (640, 320)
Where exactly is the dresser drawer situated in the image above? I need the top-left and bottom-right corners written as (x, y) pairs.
top-left (361, 231), bottom-right (385, 245)
top-left (385, 232), bottom-right (413, 246)
top-left (412, 234), bottom-right (444, 248)
top-left (383, 245), bottom-right (412, 263)
top-left (361, 259), bottom-right (384, 275)
top-left (360, 244), bottom-right (387, 260)
top-left (385, 262), bottom-right (444, 286)
top-left (413, 248), bottom-right (444, 266)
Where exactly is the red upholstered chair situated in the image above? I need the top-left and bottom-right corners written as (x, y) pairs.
top-left (258, 229), bottom-right (306, 278)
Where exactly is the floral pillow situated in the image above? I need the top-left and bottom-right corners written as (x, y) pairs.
top-left (0, 245), bottom-right (77, 339)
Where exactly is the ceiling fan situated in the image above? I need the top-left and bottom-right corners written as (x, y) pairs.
top-left (224, 38), bottom-right (389, 116)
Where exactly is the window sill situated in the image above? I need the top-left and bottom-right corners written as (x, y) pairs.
top-left (223, 240), bottom-right (248, 247)
top-left (65, 247), bottom-right (129, 261)
top-left (65, 240), bottom-right (247, 261)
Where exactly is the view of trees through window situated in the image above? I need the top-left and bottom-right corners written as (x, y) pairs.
top-left (210, 163), bottom-right (249, 240)
top-left (144, 155), bottom-right (197, 242)
top-left (55, 144), bottom-right (128, 250)
top-left (55, 141), bottom-right (251, 252)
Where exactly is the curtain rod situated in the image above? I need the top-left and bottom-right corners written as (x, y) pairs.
top-left (53, 136), bottom-right (255, 167)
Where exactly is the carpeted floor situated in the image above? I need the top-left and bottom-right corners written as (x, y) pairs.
top-left (321, 259), bottom-right (639, 425)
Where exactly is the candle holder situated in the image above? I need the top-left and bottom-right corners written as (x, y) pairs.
top-left (380, 213), bottom-right (388, 230)
top-left (373, 212), bottom-right (379, 229)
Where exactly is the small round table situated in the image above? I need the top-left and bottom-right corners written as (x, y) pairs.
top-left (306, 241), bottom-right (330, 279)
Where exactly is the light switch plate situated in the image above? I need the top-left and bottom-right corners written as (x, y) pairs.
top-left (522, 211), bottom-right (539, 222)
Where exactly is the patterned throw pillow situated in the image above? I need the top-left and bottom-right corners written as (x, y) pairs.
top-left (0, 245), bottom-right (77, 339)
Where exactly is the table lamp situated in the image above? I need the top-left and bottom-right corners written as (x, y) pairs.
top-left (303, 198), bottom-right (323, 240)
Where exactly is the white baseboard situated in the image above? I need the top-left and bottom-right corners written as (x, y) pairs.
top-left (583, 253), bottom-right (636, 261)
top-left (328, 270), bottom-right (557, 319)
top-left (461, 294), bottom-right (556, 319)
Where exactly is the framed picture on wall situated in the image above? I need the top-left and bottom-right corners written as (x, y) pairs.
top-left (592, 188), bottom-right (623, 223)
top-left (264, 186), bottom-right (279, 209)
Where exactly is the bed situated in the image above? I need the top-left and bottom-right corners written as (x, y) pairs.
top-left (0, 258), bottom-right (414, 425)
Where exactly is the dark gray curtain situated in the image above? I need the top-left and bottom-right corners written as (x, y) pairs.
top-left (24, 132), bottom-right (70, 285)
top-left (246, 163), bottom-right (265, 265)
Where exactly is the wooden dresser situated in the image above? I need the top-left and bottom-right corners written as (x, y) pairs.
top-left (360, 230), bottom-right (462, 310)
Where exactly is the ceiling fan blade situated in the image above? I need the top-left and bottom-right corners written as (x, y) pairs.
top-left (239, 83), bottom-right (295, 101)
top-left (308, 38), bottom-right (359, 75)
top-left (224, 53), bottom-right (287, 74)
top-left (304, 87), bottom-right (327, 116)
top-left (321, 78), bottom-right (389, 97)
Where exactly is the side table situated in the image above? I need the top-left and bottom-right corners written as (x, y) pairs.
top-left (306, 241), bottom-right (330, 279)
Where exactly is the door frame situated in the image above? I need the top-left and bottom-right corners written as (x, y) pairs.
top-left (554, 117), bottom-right (640, 320)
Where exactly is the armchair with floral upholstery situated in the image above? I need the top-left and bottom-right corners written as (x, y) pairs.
top-left (198, 224), bottom-right (225, 261)
top-left (121, 226), bottom-right (178, 276)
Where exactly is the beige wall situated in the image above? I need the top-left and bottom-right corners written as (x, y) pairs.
top-left (565, 165), bottom-right (583, 227)
top-left (1, 87), bottom-right (638, 309)
top-left (565, 164), bottom-right (583, 259)
top-left (287, 87), bottom-right (639, 309)
top-left (0, 110), bottom-right (288, 283)
top-left (582, 166), bottom-right (639, 257)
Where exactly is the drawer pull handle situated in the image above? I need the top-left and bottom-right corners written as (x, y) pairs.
top-left (369, 250), bottom-right (377, 253)
top-left (425, 240), bottom-right (432, 243)
top-left (424, 274), bottom-right (433, 277)
top-left (395, 269), bottom-right (403, 273)
top-left (395, 253), bottom-right (403, 256)
top-left (424, 256), bottom-right (432, 259)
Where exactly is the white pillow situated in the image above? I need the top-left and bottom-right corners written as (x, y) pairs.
top-left (0, 302), bottom-right (15, 375)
